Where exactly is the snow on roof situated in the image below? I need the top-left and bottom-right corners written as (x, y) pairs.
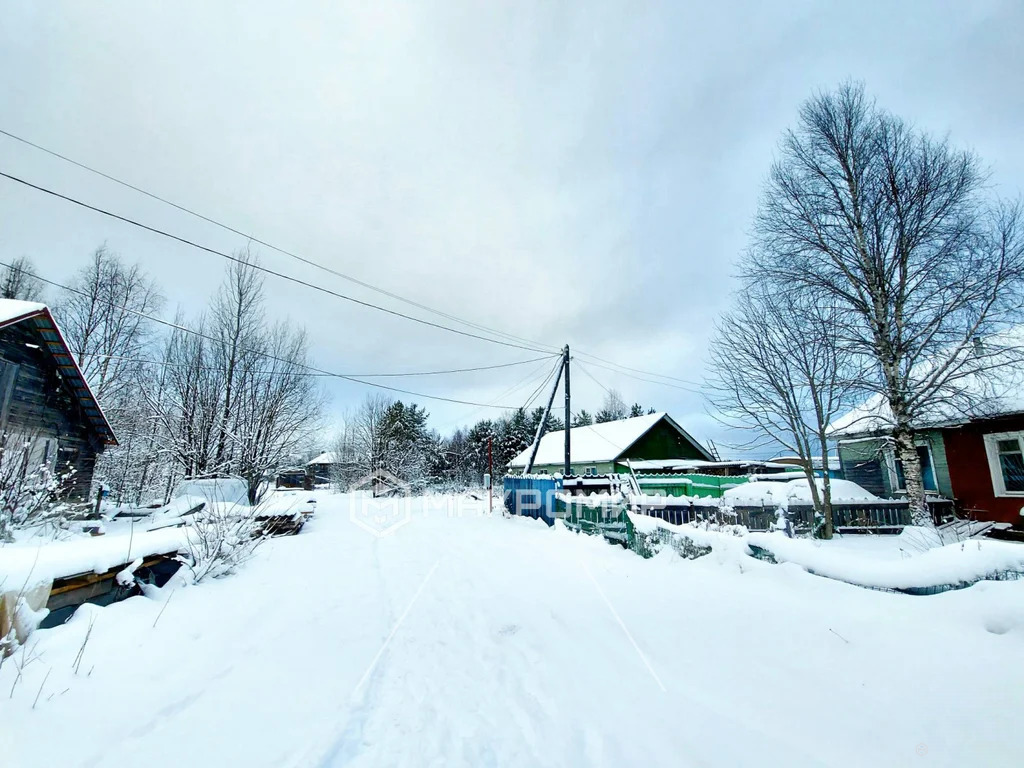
top-left (767, 455), bottom-right (840, 470)
top-left (0, 298), bottom-right (47, 325)
top-left (723, 478), bottom-right (880, 508)
top-left (308, 451), bottom-right (337, 465)
top-left (508, 412), bottom-right (712, 467)
top-left (627, 458), bottom-right (787, 471)
top-left (828, 329), bottom-right (1024, 439)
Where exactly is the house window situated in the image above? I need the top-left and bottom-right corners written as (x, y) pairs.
top-left (891, 445), bottom-right (938, 493)
top-left (983, 432), bottom-right (1024, 496)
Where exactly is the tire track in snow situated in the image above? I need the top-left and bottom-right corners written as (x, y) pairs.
top-left (286, 557), bottom-right (441, 768)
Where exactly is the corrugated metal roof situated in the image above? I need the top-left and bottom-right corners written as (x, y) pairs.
top-left (0, 300), bottom-right (117, 445)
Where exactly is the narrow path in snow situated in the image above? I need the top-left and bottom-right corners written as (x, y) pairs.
top-left (3, 491), bottom-right (1023, 768)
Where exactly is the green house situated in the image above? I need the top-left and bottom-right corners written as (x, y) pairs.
top-left (507, 412), bottom-right (713, 476)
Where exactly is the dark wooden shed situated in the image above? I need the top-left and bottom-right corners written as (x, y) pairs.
top-left (0, 300), bottom-right (117, 500)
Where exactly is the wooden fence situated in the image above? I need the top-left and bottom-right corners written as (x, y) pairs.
top-left (633, 498), bottom-right (957, 533)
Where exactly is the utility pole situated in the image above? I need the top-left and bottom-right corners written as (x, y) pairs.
top-left (487, 435), bottom-right (493, 516)
top-left (522, 355), bottom-right (565, 475)
top-left (563, 344), bottom-right (571, 476)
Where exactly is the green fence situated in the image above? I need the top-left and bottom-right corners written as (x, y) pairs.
top-left (635, 473), bottom-right (752, 499)
top-left (556, 496), bottom-right (633, 546)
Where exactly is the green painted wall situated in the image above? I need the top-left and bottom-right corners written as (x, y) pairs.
top-left (529, 460), bottom-right (616, 476)
top-left (626, 420), bottom-right (708, 462)
top-left (634, 473), bottom-right (750, 499)
top-left (837, 431), bottom-right (952, 498)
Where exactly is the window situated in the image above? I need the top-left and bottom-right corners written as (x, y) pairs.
top-left (984, 432), bottom-right (1024, 496)
top-left (891, 445), bottom-right (938, 492)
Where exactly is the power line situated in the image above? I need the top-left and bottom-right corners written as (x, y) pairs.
top-left (1, 260), bottom-right (555, 409)
top-left (0, 128), bottom-right (561, 354)
top-left (68, 351), bottom-right (553, 378)
top-left (578, 357), bottom-right (703, 394)
top-left (435, 357), bottom-right (558, 431)
top-left (0, 128), bottom-right (703, 381)
top-left (574, 349), bottom-right (702, 386)
top-left (575, 360), bottom-right (615, 397)
top-left (521, 356), bottom-right (562, 412)
top-left (0, 169), bottom-right (553, 355)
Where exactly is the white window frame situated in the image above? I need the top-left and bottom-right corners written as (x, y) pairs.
top-left (983, 431), bottom-right (1024, 498)
top-left (884, 440), bottom-right (938, 494)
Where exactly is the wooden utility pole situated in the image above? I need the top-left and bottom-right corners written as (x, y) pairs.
top-left (488, 435), bottom-right (493, 515)
top-left (563, 345), bottom-right (571, 476)
top-left (522, 355), bottom-right (565, 476)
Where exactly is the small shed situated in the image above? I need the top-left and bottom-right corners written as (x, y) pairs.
top-left (0, 299), bottom-right (116, 500)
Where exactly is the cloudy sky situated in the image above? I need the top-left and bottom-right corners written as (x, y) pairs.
top-left (1, 1), bottom-right (1022, 453)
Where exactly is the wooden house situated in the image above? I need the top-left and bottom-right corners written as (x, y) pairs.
top-left (507, 411), bottom-right (713, 476)
top-left (0, 300), bottom-right (116, 500)
top-left (829, 385), bottom-right (1024, 527)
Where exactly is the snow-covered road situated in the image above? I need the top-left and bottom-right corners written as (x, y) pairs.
top-left (3, 491), bottom-right (1023, 767)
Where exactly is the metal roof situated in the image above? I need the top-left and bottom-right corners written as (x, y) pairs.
top-left (0, 301), bottom-right (117, 445)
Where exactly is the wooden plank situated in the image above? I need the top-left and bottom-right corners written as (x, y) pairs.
top-left (48, 552), bottom-right (179, 597)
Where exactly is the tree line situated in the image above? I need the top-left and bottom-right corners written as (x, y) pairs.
top-left (2, 248), bottom-right (323, 505)
top-left (330, 389), bottom-right (655, 491)
top-left (2, 253), bottom-right (654, 501)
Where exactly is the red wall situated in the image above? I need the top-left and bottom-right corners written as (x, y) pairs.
top-left (942, 415), bottom-right (1024, 525)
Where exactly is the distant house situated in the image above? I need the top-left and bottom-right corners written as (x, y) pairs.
top-left (507, 412), bottom-right (713, 475)
top-left (306, 451), bottom-right (362, 482)
top-left (767, 455), bottom-right (844, 480)
top-left (0, 300), bottom-right (117, 500)
top-left (306, 451), bottom-right (338, 483)
top-left (829, 376), bottom-right (1024, 525)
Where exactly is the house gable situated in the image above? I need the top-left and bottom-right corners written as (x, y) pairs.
top-left (617, 416), bottom-right (710, 463)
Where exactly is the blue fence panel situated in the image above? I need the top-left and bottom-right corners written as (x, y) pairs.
top-left (503, 475), bottom-right (562, 526)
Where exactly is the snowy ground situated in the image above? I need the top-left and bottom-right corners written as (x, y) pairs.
top-left (2, 491), bottom-right (1023, 767)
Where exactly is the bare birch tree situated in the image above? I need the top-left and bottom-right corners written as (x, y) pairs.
top-left (228, 322), bottom-right (323, 503)
top-left (212, 249), bottom-right (264, 467)
top-left (155, 314), bottom-right (225, 477)
top-left (149, 258), bottom-right (323, 502)
top-left (0, 257), bottom-right (44, 302)
top-left (707, 287), bottom-right (858, 538)
top-left (55, 246), bottom-right (163, 406)
top-left (595, 389), bottom-right (627, 423)
top-left (750, 82), bottom-right (1024, 525)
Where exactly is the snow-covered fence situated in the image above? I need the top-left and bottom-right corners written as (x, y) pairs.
top-left (632, 496), bottom-right (740, 527)
top-left (557, 493), bottom-right (632, 544)
top-left (782, 498), bottom-right (955, 532)
top-left (632, 496), bottom-right (957, 533)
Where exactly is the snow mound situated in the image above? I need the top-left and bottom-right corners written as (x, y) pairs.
top-left (746, 532), bottom-right (1024, 590)
top-left (723, 478), bottom-right (880, 508)
top-left (173, 477), bottom-right (249, 507)
top-left (0, 527), bottom-right (189, 588)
